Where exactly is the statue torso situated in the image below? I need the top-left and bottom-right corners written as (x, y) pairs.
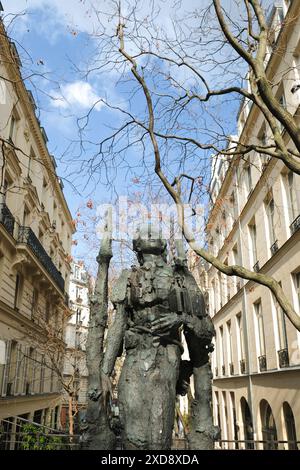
top-left (128, 260), bottom-right (173, 326)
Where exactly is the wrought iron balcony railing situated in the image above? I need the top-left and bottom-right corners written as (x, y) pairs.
top-left (18, 226), bottom-right (65, 292)
top-left (270, 240), bottom-right (279, 256)
top-left (278, 348), bottom-right (289, 368)
top-left (290, 214), bottom-right (300, 235)
top-left (0, 203), bottom-right (15, 236)
top-left (258, 355), bottom-right (267, 372)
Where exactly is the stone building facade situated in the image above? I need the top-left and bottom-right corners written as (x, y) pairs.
top-left (0, 20), bottom-right (74, 448)
top-left (201, 0), bottom-right (300, 450)
top-left (61, 261), bottom-right (90, 431)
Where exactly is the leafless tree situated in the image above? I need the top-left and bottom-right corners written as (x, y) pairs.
top-left (67, 0), bottom-right (300, 330)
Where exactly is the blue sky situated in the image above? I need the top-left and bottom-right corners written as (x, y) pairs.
top-left (1, 0), bottom-right (249, 267)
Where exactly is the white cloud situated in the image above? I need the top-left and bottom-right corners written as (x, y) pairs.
top-left (51, 81), bottom-right (103, 111)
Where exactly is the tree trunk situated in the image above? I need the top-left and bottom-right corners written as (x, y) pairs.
top-left (68, 395), bottom-right (74, 436)
top-left (81, 217), bottom-right (116, 449)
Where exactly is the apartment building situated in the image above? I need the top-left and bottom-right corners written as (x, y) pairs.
top-left (0, 20), bottom-right (75, 448)
top-left (61, 261), bottom-right (90, 431)
top-left (202, 1), bottom-right (300, 450)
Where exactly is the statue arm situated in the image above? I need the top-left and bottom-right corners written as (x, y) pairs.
top-left (102, 269), bottom-right (130, 377)
top-left (182, 314), bottom-right (215, 343)
top-left (102, 304), bottom-right (127, 376)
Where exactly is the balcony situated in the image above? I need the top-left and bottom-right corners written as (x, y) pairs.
top-left (240, 359), bottom-right (246, 374)
top-left (270, 240), bottom-right (279, 256)
top-left (278, 348), bottom-right (289, 368)
top-left (222, 365), bottom-right (225, 376)
top-left (229, 363), bottom-right (234, 375)
top-left (0, 203), bottom-right (15, 237)
top-left (258, 355), bottom-right (267, 372)
top-left (18, 226), bottom-right (65, 292)
top-left (253, 261), bottom-right (260, 273)
top-left (290, 214), bottom-right (300, 235)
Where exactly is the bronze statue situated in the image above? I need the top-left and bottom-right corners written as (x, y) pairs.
top-left (101, 224), bottom-right (218, 450)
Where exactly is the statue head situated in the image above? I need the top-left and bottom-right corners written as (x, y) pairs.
top-left (133, 223), bottom-right (167, 264)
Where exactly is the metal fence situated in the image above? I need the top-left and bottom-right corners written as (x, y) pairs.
top-left (0, 416), bottom-right (80, 451)
top-left (216, 439), bottom-right (300, 450)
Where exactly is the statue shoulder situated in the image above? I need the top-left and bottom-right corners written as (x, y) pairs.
top-left (111, 269), bottom-right (131, 304)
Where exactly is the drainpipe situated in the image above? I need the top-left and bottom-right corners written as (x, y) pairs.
top-left (234, 167), bottom-right (258, 448)
top-left (0, 147), bottom-right (6, 204)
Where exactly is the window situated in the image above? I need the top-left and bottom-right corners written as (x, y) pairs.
top-left (273, 291), bottom-right (288, 351)
top-left (258, 124), bottom-right (271, 170)
top-left (283, 402), bottom-right (298, 450)
top-left (277, 91), bottom-right (287, 131)
top-left (7, 341), bottom-right (17, 396)
top-left (254, 300), bottom-right (266, 357)
top-left (76, 286), bottom-right (82, 300)
top-left (226, 320), bottom-right (233, 369)
top-left (75, 330), bottom-right (81, 349)
top-left (232, 245), bottom-right (240, 292)
top-left (22, 206), bottom-right (30, 226)
top-left (74, 266), bottom-right (79, 280)
top-left (14, 274), bottom-right (23, 311)
top-left (241, 397), bottom-right (254, 450)
top-left (278, 92), bottom-right (287, 110)
top-left (287, 172), bottom-right (300, 222)
top-left (8, 115), bottom-right (16, 143)
top-left (39, 355), bottom-right (45, 393)
top-left (244, 165), bottom-right (253, 195)
top-left (236, 313), bottom-right (245, 361)
top-left (76, 309), bottom-right (81, 324)
top-left (260, 400), bottom-right (278, 450)
top-left (215, 392), bottom-right (221, 430)
top-left (26, 347), bottom-right (34, 395)
top-left (222, 392), bottom-right (229, 444)
top-left (224, 259), bottom-right (230, 301)
top-left (218, 271), bottom-right (223, 308)
top-left (266, 197), bottom-right (276, 246)
top-left (248, 221), bottom-right (258, 266)
top-left (230, 190), bottom-right (238, 220)
top-left (230, 392), bottom-right (239, 449)
top-left (219, 326), bottom-right (225, 373)
top-left (293, 272), bottom-right (300, 311)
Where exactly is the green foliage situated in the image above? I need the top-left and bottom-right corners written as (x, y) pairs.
top-left (20, 423), bottom-right (64, 451)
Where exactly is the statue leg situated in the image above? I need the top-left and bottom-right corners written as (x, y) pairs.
top-left (118, 344), bottom-right (181, 450)
top-left (118, 354), bottom-right (150, 450)
top-left (188, 351), bottom-right (219, 450)
top-left (148, 344), bottom-right (181, 449)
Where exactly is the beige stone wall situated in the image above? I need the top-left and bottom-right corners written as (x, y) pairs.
top-left (0, 19), bottom-right (74, 439)
top-left (201, 1), bottom-right (300, 449)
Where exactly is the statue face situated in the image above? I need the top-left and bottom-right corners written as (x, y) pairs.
top-left (133, 224), bottom-right (167, 256)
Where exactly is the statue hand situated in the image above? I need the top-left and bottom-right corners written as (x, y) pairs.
top-left (151, 313), bottom-right (182, 335)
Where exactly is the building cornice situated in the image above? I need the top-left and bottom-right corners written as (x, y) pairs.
top-left (0, 20), bottom-right (75, 232)
top-left (213, 363), bottom-right (300, 383)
